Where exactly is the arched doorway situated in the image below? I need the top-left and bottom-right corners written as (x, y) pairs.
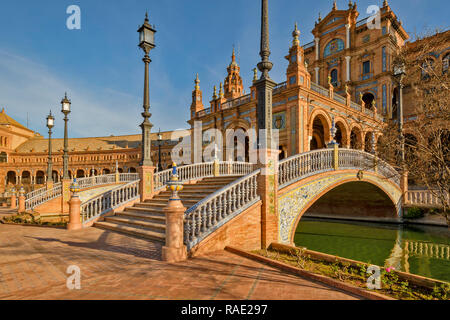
top-left (362, 93), bottom-right (375, 109)
top-left (22, 171), bottom-right (31, 185)
top-left (102, 169), bottom-right (111, 175)
top-left (310, 116), bottom-right (328, 150)
top-left (129, 167), bottom-right (137, 173)
top-left (335, 121), bottom-right (348, 148)
top-left (52, 170), bottom-right (59, 183)
top-left (350, 127), bottom-right (363, 150)
top-left (6, 171), bottom-right (16, 185)
top-left (279, 146), bottom-right (286, 160)
top-left (36, 171), bottom-right (45, 185)
top-left (364, 132), bottom-right (374, 153)
top-left (76, 169), bottom-right (85, 178)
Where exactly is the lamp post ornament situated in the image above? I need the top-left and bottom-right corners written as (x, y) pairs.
top-left (138, 13), bottom-right (156, 167)
top-left (46, 110), bottom-right (55, 184)
top-left (61, 93), bottom-right (71, 179)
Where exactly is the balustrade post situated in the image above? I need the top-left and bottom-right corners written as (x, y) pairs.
top-left (256, 148), bottom-right (279, 249)
top-left (18, 187), bottom-right (25, 213)
top-left (67, 180), bottom-right (82, 230)
top-left (138, 165), bottom-right (156, 202)
top-left (10, 188), bottom-right (17, 209)
top-left (162, 165), bottom-right (187, 263)
top-left (213, 159), bottom-right (220, 177)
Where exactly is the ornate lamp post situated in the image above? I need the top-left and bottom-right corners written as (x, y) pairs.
top-left (393, 62), bottom-right (406, 164)
top-left (61, 93), bottom-right (71, 179)
top-left (137, 13), bottom-right (156, 166)
top-left (46, 111), bottom-right (55, 184)
top-left (157, 129), bottom-right (163, 172)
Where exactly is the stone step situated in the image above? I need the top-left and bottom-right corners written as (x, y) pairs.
top-left (124, 206), bottom-right (165, 214)
top-left (105, 216), bottom-right (166, 232)
top-left (118, 210), bottom-right (166, 222)
top-left (94, 221), bottom-right (165, 243)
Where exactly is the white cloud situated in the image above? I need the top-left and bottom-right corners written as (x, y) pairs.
top-left (0, 49), bottom-right (143, 138)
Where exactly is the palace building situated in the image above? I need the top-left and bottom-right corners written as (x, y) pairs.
top-left (1, 1), bottom-right (448, 194)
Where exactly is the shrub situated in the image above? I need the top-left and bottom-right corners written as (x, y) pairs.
top-left (405, 207), bottom-right (424, 219)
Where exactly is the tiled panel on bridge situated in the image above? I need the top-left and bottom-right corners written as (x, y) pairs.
top-left (0, 224), bottom-right (361, 300)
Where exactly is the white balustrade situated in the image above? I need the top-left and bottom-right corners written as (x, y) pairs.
top-left (24, 173), bottom-right (139, 211)
top-left (154, 161), bottom-right (255, 191)
top-left (184, 170), bottom-right (261, 249)
top-left (81, 180), bottom-right (140, 224)
top-left (406, 190), bottom-right (448, 208)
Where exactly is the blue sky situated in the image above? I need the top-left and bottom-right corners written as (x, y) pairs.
top-left (0, 0), bottom-right (448, 139)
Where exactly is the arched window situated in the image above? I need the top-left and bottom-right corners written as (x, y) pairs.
top-left (421, 59), bottom-right (434, 80)
top-left (443, 53), bottom-right (449, 73)
top-left (324, 39), bottom-right (344, 58)
top-left (330, 69), bottom-right (338, 87)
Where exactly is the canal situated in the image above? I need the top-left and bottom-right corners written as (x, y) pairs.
top-left (294, 218), bottom-right (450, 283)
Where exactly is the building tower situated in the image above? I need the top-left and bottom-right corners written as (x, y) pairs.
top-left (224, 48), bottom-right (244, 100)
top-left (285, 23), bottom-right (311, 88)
top-left (190, 74), bottom-right (204, 119)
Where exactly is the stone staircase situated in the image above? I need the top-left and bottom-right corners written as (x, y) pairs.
top-left (94, 176), bottom-right (240, 242)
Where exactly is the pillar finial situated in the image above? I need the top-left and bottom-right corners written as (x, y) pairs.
top-left (253, 68), bottom-right (258, 82)
top-left (292, 22), bottom-right (300, 46)
top-left (194, 73), bottom-right (200, 90)
top-left (213, 85), bottom-right (217, 100)
top-left (219, 82), bottom-right (224, 98)
top-left (257, 0), bottom-right (273, 80)
top-left (333, 0), bottom-right (337, 10)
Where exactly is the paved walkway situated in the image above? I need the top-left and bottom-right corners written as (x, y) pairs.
top-left (0, 224), bottom-right (361, 300)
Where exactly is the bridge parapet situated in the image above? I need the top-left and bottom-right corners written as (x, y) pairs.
top-left (278, 148), bottom-right (400, 190)
top-left (405, 190), bottom-right (449, 208)
top-left (184, 169), bottom-right (261, 250)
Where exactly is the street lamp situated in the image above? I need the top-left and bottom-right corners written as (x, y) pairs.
top-left (61, 93), bottom-right (71, 179)
top-left (46, 111), bottom-right (55, 184)
top-left (137, 12), bottom-right (156, 167)
top-left (393, 62), bottom-right (406, 165)
top-left (157, 129), bottom-right (163, 172)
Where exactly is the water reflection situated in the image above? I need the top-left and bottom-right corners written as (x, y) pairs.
top-left (294, 218), bottom-right (450, 282)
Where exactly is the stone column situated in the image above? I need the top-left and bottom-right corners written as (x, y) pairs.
top-left (314, 37), bottom-right (320, 61)
top-left (10, 189), bottom-right (17, 209)
top-left (18, 187), bottom-right (25, 213)
top-left (67, 181), bottom-right (82, 231)
top-left (314, 67), bottom-right (320, 84)
top-left (162, 165), bottom-right (187, 262)
top-left (345, 56), bottom-right (351, 82)
top-left (138, 166), bottom-right (156, 202)
top-left (345, 24), bottom-right (351, 49)
top-left (257, 148), bottom-right (279, 249)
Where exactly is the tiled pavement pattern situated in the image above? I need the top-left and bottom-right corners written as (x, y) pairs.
top-left (0, 224), bottom-right (361, 300)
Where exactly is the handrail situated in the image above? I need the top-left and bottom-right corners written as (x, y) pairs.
top-left (81, 180), bottom-right (140, 224)
top-left (278, 148), bottom-right (401, 189)
top-left (154, 161), bottom-right (255, 191)
top-left (184, 169), bottom-right (261, 250)
top-left (24, 173), bottom-right (139, 211)
top-left (406, 190), bottom-right (448, 208)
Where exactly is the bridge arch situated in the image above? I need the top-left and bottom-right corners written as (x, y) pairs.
top-left (278, 170), bottom-right (402, 244)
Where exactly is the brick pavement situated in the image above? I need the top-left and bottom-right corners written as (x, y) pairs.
top-left (0, 224), bottom-right (361, 300)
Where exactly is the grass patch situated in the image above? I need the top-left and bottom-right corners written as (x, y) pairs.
top-left (253, 248), bottom-right (449, 300)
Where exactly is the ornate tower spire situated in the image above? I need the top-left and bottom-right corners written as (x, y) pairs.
top-left (292, 22), bottom-right (300, 46)
top-left (257, 0), bottom-right (273, 80)
top-left (212, 85), bottom-right (217, 100)
top-left (333, 0), bottom-right (337, 10)
top-left (195, 73), bottom-right (200, 90)
top-left (224, 47), bottom-right (243, 99)
top-left (190, 73), bottom-right (203, 119)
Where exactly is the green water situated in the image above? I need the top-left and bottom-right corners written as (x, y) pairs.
top-left (294, 218), bottom-right (450, 283)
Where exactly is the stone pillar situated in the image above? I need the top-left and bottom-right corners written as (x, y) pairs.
top-left (162, 165), bottom-right (187, 262)
top-left (345, 56), bottom-right (351, 82)
top-left (18, 187), bottom-right (25, 213)
top-left (400, 170), bottom-right (408, 195)
top-left (345, 24), bottom-right (351, 49)
top-left (10, 190), bottom-right (17, 209)
top-left (314, 37), bottom-right (320, 61)
top-left (213, 159), bottom-right (220, 177)
top-left (314, 67), bottom-right (320, 84)
top-left (257, 149), bottom-right (279, 249)
top-left (61, 178), bottom-right (71, 214)
top-left (138, 166), bottom-right (156, 202)
top-left (67, 181), bottom-right (82, 231)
